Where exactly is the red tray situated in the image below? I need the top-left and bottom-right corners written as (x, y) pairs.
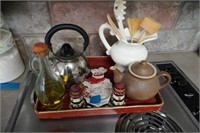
top-left (35, 56), bottom-right (164, 119)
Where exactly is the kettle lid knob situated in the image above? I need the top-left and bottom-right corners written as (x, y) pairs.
top-left (59, 43), bottom-right (75, 57)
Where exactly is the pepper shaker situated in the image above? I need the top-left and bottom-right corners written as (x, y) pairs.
top-left (69, 85), bottom-right (86, 109)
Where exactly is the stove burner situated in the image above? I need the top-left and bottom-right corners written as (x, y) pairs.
top-left (115, 112), bottom-right (182, 132)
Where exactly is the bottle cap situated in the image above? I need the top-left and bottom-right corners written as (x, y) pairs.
top-left (32, 42), bottom-right (48, 53)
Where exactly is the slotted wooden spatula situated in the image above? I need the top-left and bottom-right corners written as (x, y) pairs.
top-left (137, 17), bottom-right (161, 43)
top-left (127, 18), bottom-right (143, 43)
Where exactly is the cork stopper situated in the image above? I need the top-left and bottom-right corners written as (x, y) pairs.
top-left (32, 42), bottom-right (48, 57)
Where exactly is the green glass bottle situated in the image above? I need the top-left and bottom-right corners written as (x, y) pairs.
top-left (32, 42), bottom-right (65, 110)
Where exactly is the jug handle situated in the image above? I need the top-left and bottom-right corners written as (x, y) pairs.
top-left (99, 22), bottom-right (116, 55)
top-left (29, 56), bottom-right (39, 75)
top-left (157, 71), bottom-right (171, 89)
top-left (45, 23), bottom-right (89, 54)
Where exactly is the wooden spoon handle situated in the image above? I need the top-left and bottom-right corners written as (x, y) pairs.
top-left (137, 31), bottom-right (146, 43)
top-left (107, 14), bottom-right (122, 39)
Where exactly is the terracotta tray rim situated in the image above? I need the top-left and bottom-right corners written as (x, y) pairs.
top-left (34, 92), bottom-right (164, 114)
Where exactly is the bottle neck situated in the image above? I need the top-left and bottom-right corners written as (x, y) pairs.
top-left (38, 54), bottom-right (52, 76)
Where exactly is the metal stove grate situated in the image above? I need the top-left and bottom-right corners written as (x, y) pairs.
top-left (115, 112), bottom-right (182, 132)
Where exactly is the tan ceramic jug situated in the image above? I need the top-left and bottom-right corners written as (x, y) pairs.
top-left (110, 60), bottom-right (171, 101)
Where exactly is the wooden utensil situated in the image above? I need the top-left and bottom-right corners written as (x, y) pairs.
top-left (107, 14), bottom-right (122, 39)
top-left (127, 18), bottom-right (143, 43)
top-left (137, 17), bottom-right (161, 43)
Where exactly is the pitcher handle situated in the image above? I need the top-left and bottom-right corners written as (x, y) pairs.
top-left (29, 56), bottom-right (39, 75)
top-left (99, 22), bottom-right (116, 55)
top-left (157, 71), bottom-right (171, 89)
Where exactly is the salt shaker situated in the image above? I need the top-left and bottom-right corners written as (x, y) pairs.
top-left (110, 82), bottom-right (125, 106)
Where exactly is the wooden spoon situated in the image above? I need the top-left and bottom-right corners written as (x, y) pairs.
top-left (137, 17), bottom-right (161, 43)
top-left (107, 14), bottom-right (122, 39)
top-left (127, 18), bottom-right (143, 43)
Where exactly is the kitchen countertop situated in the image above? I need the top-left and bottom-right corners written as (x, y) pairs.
top-left (0, 52), bottom-right (199, 132)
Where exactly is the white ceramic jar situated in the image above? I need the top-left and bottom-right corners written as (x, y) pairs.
top-left (0, 15), bottom-right (25, 83)
top-left (0, 46), bottom-right (25, 83)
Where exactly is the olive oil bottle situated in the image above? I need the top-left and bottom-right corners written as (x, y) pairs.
top-left (32, 42), bottom-right (65, 110)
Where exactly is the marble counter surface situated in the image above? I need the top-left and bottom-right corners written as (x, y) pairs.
top-left (0, 52), bottom-right (199, 131)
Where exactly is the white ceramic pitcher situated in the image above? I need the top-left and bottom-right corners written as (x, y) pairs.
top-left (99, 22), bottom-right (157, 71)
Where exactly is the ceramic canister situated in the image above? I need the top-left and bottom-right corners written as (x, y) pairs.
top-left (0, 42), bottom-right (25, 83)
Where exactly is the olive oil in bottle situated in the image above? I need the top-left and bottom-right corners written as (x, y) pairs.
top-left (32, 42), bottom-right (65, 111)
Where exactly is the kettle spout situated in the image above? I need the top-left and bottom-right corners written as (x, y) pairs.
top-left (110, 65), bottom-right (124, 83)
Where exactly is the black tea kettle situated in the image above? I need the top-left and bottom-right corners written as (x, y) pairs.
top-left (45, 24), bottom-right (90, 84)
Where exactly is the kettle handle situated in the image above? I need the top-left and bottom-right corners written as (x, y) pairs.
top-left (45, 23), bottom-right (89, 54)
top-left (157, 71), bottom-right (171, 89)
top-left (99, 22), bottom-right (116, 55)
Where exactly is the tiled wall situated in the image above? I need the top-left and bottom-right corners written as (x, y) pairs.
top-left (1, 1), bottom-right (199, 63)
